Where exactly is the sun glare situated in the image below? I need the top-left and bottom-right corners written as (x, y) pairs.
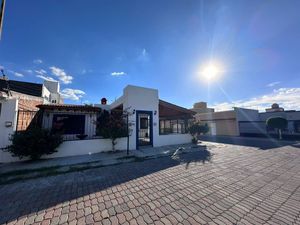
top-left (200, 62), bottom-right (223, 82)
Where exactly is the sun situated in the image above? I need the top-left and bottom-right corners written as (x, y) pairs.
top-left (200, 62), bottom-right (223, 82)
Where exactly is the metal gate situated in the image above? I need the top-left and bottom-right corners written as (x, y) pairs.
top-left (136, 110), bottom-right (153, 149)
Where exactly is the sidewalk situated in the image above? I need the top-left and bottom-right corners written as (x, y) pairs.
top-left (0, 143), bottom-right (205, 184)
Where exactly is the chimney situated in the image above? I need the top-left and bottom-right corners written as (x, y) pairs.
top-left (101, 97), bottom-right (107, 105)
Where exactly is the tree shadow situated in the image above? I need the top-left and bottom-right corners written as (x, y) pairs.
top-left (171, 146), bottom-right (212, 169)
top-left (198, 135), bottom-right (300, 150)
top-left (0, 147), bottom-right (212, 224)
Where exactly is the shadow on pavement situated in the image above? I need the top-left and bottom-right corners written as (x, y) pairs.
top-left (0, 147), bottom-right (212, 224)
top-left (198, 135), bottom-right (300, 150)
top-left (171, 147), bottom-right (212, 169)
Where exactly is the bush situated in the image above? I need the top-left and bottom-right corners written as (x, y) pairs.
top-left (189, 123), bottom-right (209, 136)
top-left (96, 110), bottom-right (128, 151)
top-left (266, 117), bottom-right (288, 139)
top-left (188, 123), bottom-right (209, 144)
top-left (5, 127), bottom-right (63, 160)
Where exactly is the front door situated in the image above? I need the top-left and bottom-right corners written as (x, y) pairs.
top-left (136, 111), bottom-right (153, 149)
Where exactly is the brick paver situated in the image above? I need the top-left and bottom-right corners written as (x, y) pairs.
top-left (1, 143), bottom-right (300, 225)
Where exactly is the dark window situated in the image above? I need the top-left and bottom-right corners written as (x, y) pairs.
top-left (140, 117), bottom-right (148, 129)
top-left (159, 119), bottom-right (188, 135)
top-left (52, 114), bottom-right (85, 134)
top-left (0, 103), bottom-right (2, 117)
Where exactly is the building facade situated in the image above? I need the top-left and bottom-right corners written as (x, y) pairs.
top-left (0, 77), bottom-right (62, 162)
top-left (195, 102), bottom-right (300, 139)
top-left (1, 85), bottom-right (194, 162)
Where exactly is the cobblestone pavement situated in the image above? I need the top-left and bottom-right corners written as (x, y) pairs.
top-left (1, 143), bottom-right (300, 225)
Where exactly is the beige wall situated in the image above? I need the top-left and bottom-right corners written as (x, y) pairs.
top-left (195, 110), bottom-right (239, 136)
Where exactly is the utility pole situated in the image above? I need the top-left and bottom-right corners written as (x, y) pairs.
top-left (0, 0), bottom-right (6, 40)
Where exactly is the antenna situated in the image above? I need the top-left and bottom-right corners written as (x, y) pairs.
top-left (1, 69), bottom-right (11, 96)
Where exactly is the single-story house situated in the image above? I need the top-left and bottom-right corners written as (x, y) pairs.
top-left (193, 102), bottom-right (300, 138)
top-left (0, 85), bottom-right (195, 162)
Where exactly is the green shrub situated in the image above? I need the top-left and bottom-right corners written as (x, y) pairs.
top-left (266, 117), bottom-right (288, 139)
top-left (188, 123), bottom-right (209, 144)
top-left (5, 127), bottom-right (63, 160)
top-left (96, 110), bottom-right (128, 151)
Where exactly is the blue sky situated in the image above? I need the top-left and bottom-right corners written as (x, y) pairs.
top-left (1, 0), bottom-right (300, 111)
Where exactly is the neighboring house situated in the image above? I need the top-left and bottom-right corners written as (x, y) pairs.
top-left (0, 75), bottom-right (62, 162)
top-left (238, 105), bottom-right (300, 138)
top-left (194, 102), bottom-right (300, 138)
top-left (190, 102), bottom-right (214, 114)
top-left (195, 109), bottom-right (239, 136)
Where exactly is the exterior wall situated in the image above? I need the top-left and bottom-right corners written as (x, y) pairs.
top-left (156, 134), bottom-right (192, 147)
top-left (0, 137), bottom-right (128, 163)
top-left (239, 122), bottom-right (267, 134)
top-left (18, 98), bottom-right (43, 111)
top-left (42, 86), bottom-right (51, 103)
top-left (43, 138), bottom-right (127, 159)
top-left (215, 120), bottom-right (239, 136)
top-left (12, 93), bottom-right (43, 131)
top-left (195, 110), bottom-right (239, 136)
top-left (43, 80), bottom-right (60, 93)
top-left (259, 111), bottom-right (300, 121)
top-left (0, 98), bottom-right (19, 163)
top-left (238, 109), bottom-right (300, 135)
top-left (234, 108), bottom-right (260, 122)
top-left (112, 85), bottom-right (159, 150)
top-left (111, 85), bottom-right (192, 149)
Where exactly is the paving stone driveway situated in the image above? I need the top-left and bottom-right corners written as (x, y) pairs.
top-left (1, 142), bottom-right (300, 225)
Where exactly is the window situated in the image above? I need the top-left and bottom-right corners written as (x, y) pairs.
top-left (52, 114), bottom-right (85, 134)
top-left (140, 117), bottom-right (148, 129)
top-left (159, 119), bottom-right (187, 135)
top-left (0, 103), bottom-right (1, 117)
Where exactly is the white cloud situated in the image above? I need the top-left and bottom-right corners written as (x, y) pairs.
top-left (24, 69), bottom-right (33, 73)
top-left (14, 72), bottom-right (24, 77)
top-left (137, 48), bottom-right (150, 62)
top-left (35, 69), bottom-right (47, 75)
top-left (111, 71), bottom-right (126, 76)
top-left (36, 75), bottom-right (57, 82)
top-left (211, 88), bottom-right (300, 112)
top-left (267, 81), bottom-right (280, 87)
top-left (60, 88), bottom-right (85, 101)
top-left (8, 70), bottom-right (24, 77)
top-left (33, 59), bottom-right (43, 64)
top-left (49, 66), bottom-right (73, 84)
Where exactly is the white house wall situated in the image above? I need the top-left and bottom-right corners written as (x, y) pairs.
top-left (43, 138), bottom-right (128, 159)
top-left (121, 85), bottom-right (159, 149)
top-left (156, 134), bottom-right (192, 147)
top-left (0, 98), bottom-right (19, 163)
